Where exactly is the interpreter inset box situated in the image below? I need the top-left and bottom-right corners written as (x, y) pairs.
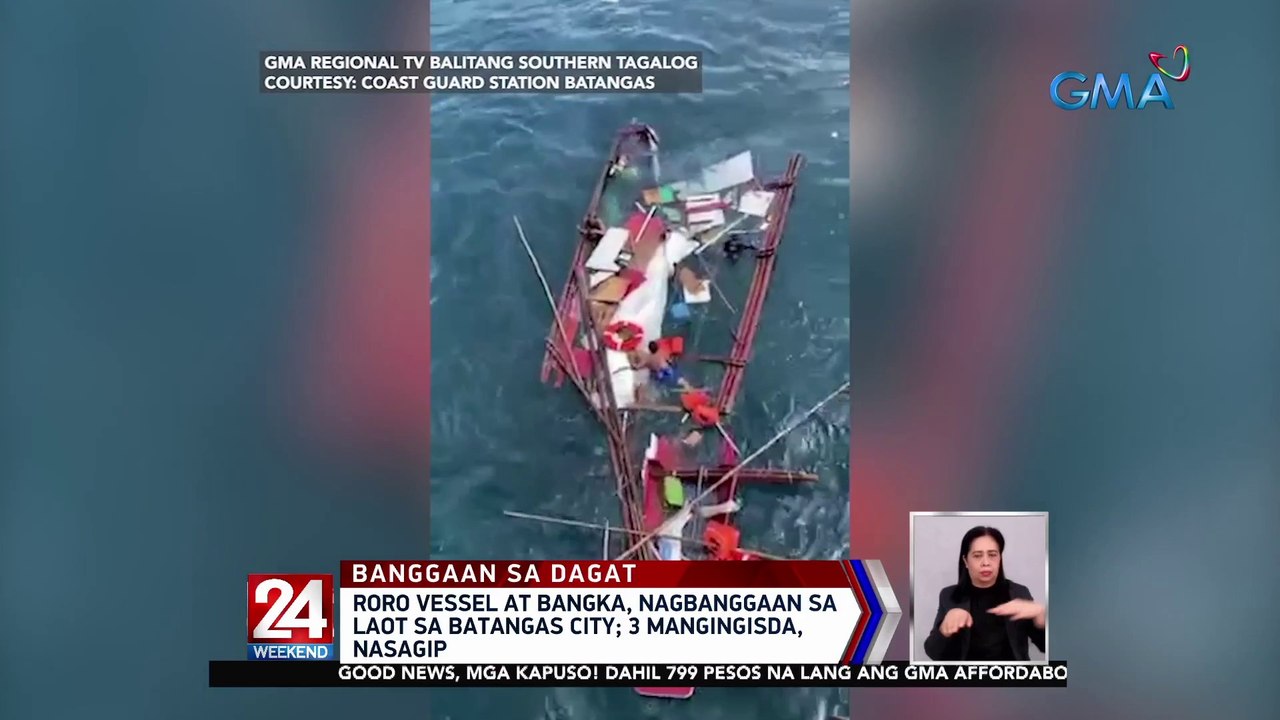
top-left (909, 512), bottom-right (1049, 664)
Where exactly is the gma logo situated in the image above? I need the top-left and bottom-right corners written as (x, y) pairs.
top-left (1050, 72), bottom-right (1174, 110)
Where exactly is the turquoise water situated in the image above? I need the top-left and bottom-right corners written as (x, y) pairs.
top-left (430, 1), bottom-right (850, 717)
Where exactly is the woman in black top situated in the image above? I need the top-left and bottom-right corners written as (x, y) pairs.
top-left (923, 526), bottom-right (1047, 661)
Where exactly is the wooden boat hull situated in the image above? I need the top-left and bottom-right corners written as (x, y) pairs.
top-left (528, 125), bottom-right (810, 701)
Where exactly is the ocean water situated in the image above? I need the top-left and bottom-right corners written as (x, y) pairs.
top-left (429, 1), bottom-right (851, 718)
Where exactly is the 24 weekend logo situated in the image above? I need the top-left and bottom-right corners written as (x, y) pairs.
top-left (1051, 44), bottom-right (1190, 110)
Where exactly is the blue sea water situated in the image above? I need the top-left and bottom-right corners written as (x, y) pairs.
top-left (429, 1), bottom-right (850, 718)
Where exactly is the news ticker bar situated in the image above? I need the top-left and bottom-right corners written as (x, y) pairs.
top-left (209, 662), bottom-right (1069, 688)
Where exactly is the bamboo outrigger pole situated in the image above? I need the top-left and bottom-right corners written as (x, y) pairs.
top-left (503, 510), bottom-right (787, 561)
top-left (613, 380), bottom-right (850, 561)
top-left (517, 217), bottom-right (618, 432)
top-left (514, 216), bottom-right (580, 387)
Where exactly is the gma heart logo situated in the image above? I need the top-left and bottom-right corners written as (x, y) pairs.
top-left (1148, 44), bottom-right (1190, 82)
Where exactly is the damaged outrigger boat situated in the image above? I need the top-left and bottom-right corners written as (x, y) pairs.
top-left (510, 123), bottom-right (848, 701)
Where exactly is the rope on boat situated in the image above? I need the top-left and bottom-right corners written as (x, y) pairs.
top-left (613, 379), bottom-right (850, 561)
top-left (694, 252), bottom-right (738, 314)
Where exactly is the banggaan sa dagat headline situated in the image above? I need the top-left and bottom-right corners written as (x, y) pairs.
top-left (259, 52), bottom-right (704, 93)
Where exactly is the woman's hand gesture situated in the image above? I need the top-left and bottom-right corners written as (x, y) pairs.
top-left (940, 608), bottom-right (973, 637)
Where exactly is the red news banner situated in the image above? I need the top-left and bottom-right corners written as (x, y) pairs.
top-left (212, 560), bottom-right (1068, 688)
top-left (341, 558), bottom-right (847, 584)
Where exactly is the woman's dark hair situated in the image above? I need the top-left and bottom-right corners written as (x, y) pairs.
top-left (950, 526), bottom-right (1009, 602)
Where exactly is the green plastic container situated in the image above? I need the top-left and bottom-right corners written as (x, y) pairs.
top-left (663, 475), bottom-right (685, 507)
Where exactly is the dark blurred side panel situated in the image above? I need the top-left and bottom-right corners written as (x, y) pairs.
top-left (0, 1), bottom-right (432, 719)
top-left (850, 0), bottom-right (1279, 718)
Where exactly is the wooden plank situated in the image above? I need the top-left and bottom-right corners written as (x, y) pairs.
top-left (671, 468), bottom-right (819, 484)
top-left (585, 227), bottom-right (630, 272)
top-left (628, 403), bottom-right (685, 413)
top-left (589, 275), bottom-right (630, 303)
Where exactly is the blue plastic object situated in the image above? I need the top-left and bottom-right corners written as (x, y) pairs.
top-left (656, 366), bottom-right (681, 387)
